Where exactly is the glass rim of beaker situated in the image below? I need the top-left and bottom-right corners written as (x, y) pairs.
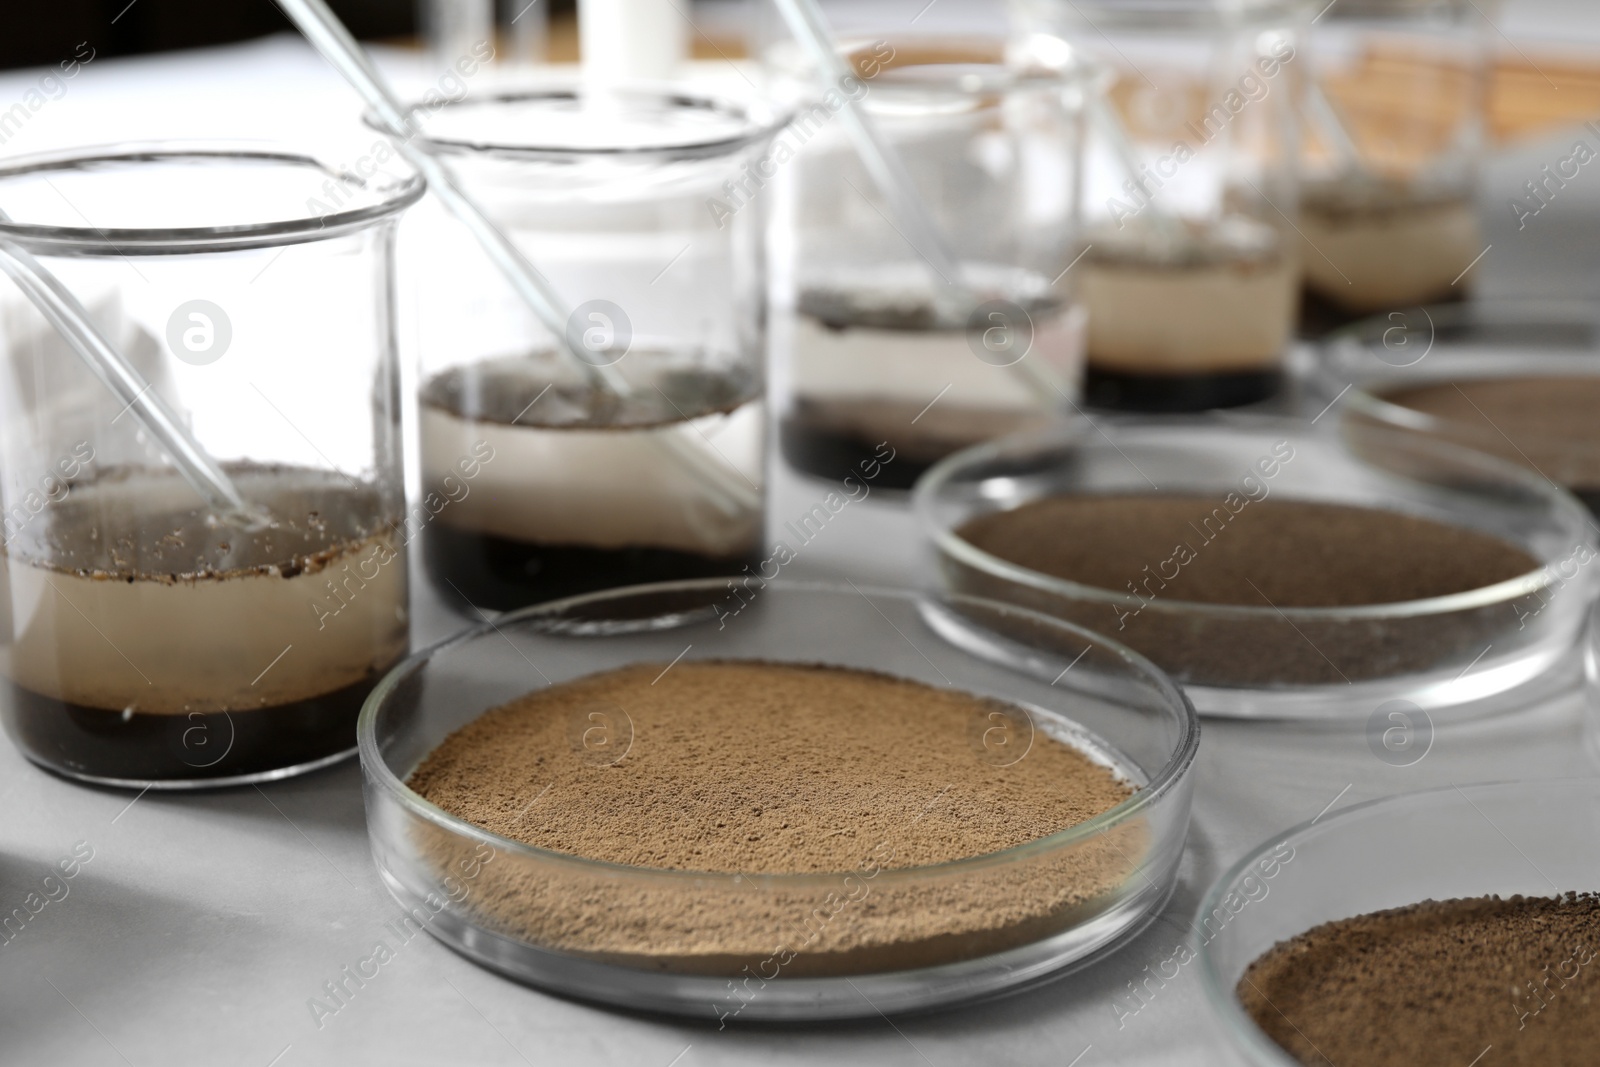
top-left (0, 140), bottom-right (426, 255)
top-left (377, 84), bottom-right (794, 161)
top-left (1044, 0), bottom-right (1315, 30)
top-left (766, 33), bottom-right (1105, 98)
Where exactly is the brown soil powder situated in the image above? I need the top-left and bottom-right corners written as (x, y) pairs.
top-left (411, 661), bottom-right (1130, 873)
top-left (1240, 894), bottom-right (1600, 1067)
top-left (1379, 376), bottom-right (1600, 495)
top-left (946, 493), bottom-right (1542, 685)
top-left (405, 661), bottom-right (1143, 975)
top-left (957, 494), bottom-right (1537, 608)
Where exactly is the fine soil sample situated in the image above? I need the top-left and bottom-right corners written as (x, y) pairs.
top-left (1078, 219), bottom-right (1297, 412)
top-left (0, 466), bottom-right (407, 783)
top-left (407, 660), bottom-right (1141, 975)
top-left (1377, 376), bottom-right (1600, 514)
top-left (1298, 177), bottom-right (1480, 331)
top-left (780, 271), bottom-right (1084, 488)
top-left (949, 493), bottom-right (1540, 685)
top-left (420, 353), bottom-right (764, 610)
top-left (1239, 894), bottom-right (1600, 1067)
top-left (957, 494), bottom-right (1536, 608)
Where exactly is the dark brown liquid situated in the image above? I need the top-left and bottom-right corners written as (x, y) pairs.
top-left (781, 389), bottom-right (1045, 488)
top-left (3, 664), bottom-right (395, 784)
top-left (780, 417), bottom-right (929, 490)
top-left (1084, 367), bottom-right (1282, 412)
top-left (425, 523), bottom-right (761, 611)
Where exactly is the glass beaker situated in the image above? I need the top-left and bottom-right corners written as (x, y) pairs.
top-left (1298, 0), bottom-right (1489, 331)
top-left (1013, 0), bottom-right (1307, 411)
top-left (401, 89), bottom-right (784, 610)
top-left (0, 142), bottom-right (421, 787)
top-left (766, 35), bottom-right (1092, 490)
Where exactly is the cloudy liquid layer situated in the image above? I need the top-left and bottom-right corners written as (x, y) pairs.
top-left (1081, 254), bottom-right (1296, 374)
top-left (1300, 183), bottom-right (1480, 313)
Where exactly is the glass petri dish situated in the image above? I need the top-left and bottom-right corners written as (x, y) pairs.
top-left (914, 417), bottom-right (1596, 719)
top-left (1317, 300), bottom-right (1600, 515)
top-left (357, 580), bottom-right (1198, 1020)
top-left (1196, 779), bottom-right (1600, 1065)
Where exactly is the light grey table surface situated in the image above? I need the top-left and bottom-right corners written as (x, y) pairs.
top-left (5, 30), bottom-right (1600, 1067)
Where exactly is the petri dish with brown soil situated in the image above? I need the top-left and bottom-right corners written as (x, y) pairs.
top-left (419, 351), bottom-right (764, 610)
top-left (1078, 218), bottom-right (1297, 413)
top-left (358, 581), bottom-right (1198, 1019)
top-left (0, 466), bottom-right (408, 786)
top-left (1198, 780), bottom-right (1600, 1066)
top-left (915, 418), bottom-right (1595, 718)
top-left (1321, 300), bottom-right (1600, 516)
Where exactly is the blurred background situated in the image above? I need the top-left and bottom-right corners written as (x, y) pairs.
top-left (8, 0), bottom-right (1599, 62)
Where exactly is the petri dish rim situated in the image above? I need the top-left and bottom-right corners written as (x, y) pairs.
top-left (1322, 299), bottom-right (1600, 457)
top-left (356, 577), bottom-right (1201, 890)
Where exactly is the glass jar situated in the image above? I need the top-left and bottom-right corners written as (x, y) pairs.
top-left (767, 36), bottom-right (1091, 490)
top-left (401, 89), bottom-right (783, 610)
top-left (1298, 0), bottom-right (1489, 332)
top-left (1013, 0), bottom-right (1307, 411)
top-left (0, 142), bottom-right (421, 787)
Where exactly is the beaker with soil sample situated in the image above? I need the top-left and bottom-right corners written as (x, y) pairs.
top-left (766, 37), bottom-right (1091, 489)
top-left (1297, 0), bottom-right (1488, 334)
top-left (0, 143), bottom-right (422, 786)
top-left (401, 89), bottom-right (784, 610)
top-left (1013, 0), bottom-right (1306, 411)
